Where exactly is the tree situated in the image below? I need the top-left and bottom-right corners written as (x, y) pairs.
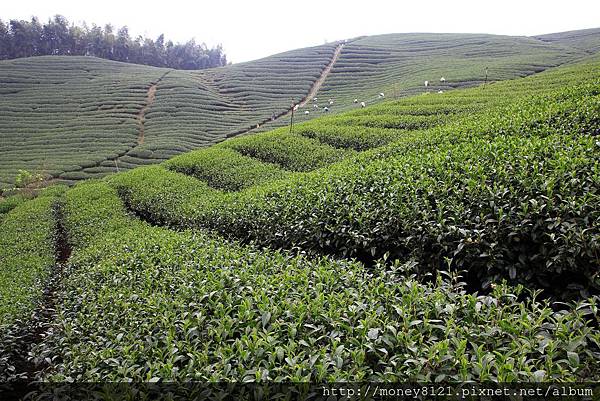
top-left (0, 19), bottom-right (10, 59)
top-left (0, 14), bottom-right (228, 69)
top-left (114, 26), bottom-right (131, 62)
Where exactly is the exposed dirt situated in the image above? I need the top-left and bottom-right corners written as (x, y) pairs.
top-left (0, 203), bottom-right (72, 382)
top-left (137, 84), bottom-right (158, 145)
top-left (240, 42), bottom-right (345, 134)
top-left (297, 43), bottom-right (344, 109)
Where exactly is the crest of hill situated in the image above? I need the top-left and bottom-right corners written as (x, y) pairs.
top-left (534, 27), bottom-right (600, 53)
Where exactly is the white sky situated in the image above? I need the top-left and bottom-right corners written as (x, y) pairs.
top-left (3, 0), bottom-right (600, 63)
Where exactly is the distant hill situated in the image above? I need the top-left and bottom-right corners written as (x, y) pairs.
top-left (1, 29), bottom-right (599, 188)
top-left (534, 27), bottom-right (600, 53)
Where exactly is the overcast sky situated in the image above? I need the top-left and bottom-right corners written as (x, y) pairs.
top-left (3, 0), bottom-right (600, 63)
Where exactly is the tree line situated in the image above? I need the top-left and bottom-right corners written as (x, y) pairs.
top-left (0, 15), bottom-right (227, 70)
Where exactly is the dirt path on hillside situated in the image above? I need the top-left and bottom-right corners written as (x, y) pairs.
top-left (297, 43), bottom-right (344, 108)
top-left (2, 204), bottom-right (72, 383)
top-left (137, 84), bottom-right (157, 145)
top-left (226, 42), bottom-right (345, 137)
top-left (272, 42), bottom-right (345, 123)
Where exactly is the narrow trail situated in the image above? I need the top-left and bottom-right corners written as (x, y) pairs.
top-left (56, 43), bottom-right (344, 182)
top-left (136, 69), bottom-right (171, 145)
top-left (226, 42), bottom-right (345, 138)
top-left (297, 43), bottom-right (344, 109)
top-left (2, 202), bottom-right (72, 383)
top-left (137, 84), bottom-right (157, 145)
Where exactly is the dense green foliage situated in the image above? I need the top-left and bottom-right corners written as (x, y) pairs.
top-left (3, 30), bottom-right (600, 188)
top-left (0, 193), bottom-right (27, 216)
top-left (0, 57), bottom-right (165, 187)
top-left (0, 15), bottom-right (227, 69)
top-left (110, 59), bottom-right (600, 298)
top-left (33, 183), bottom-right (600, 381)
top-left (254, 31), bottom-right (600, 132)
top-left (2, 37), bottom-right (600, 383)
top-left (0, 186), bottom-right (65, 326)
top-left (62, 181), bottom-right (141, 250)
top-left (0, 43), bottom-right (337, 187)
top-left (164, 147), bottom-right (291, 191)
top-left (223, 131), bottom-right (354, 172)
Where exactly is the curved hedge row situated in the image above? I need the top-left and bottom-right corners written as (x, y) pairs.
top-left (109, 80), bottom-right (600, 298)
top-left (0, 186), bottom-right (66, 327)
top-left (37, 223), bottom-right (600, 381)
top-left (223, 131), bottom-right (354, 172)
top-left (62, 181), bottom-right (143, 250)
top-left (164, 147), bottom-right (291, 191)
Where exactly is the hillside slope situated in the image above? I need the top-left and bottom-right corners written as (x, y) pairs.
top-left (110, 55), bottom-right (600, 296)
top-left (1, 30), bottom-right (600, 188)
top-left (255, 31), bottom-right (600, 131)
top-left (534, 27), bottom-right (600, 54)
top-left (1, 55), bottom-right (599, 385)
top-left (0, 43), bottom-right (339, 187)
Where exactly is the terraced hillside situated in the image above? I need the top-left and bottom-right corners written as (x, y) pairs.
top-left (2, 30), bottom-right (600, 188)
top-left (0, 43), bottom-right (339, 187)
top-left (0, 57), bottom-right (166, 187)
top-left (1, 55), bottom-right (599, 387)
top-left (254, 31), bottom-right (600, 131)
top-left (535, 27), bottom-right (600, 54)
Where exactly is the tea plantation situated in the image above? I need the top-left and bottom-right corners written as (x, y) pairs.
top-left (1, 47), bottom-right (599, 384)
top-left (3, 30), bottom-right (600, 188)
top-left (0, 43), bottom-right (339, 188)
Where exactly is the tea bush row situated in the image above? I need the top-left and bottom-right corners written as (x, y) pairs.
top-left (164, 147), bottom-right (291, 191)
top-left (37, 223), bottom-right (600, 381)
top-left (0, 186), bottom-right (66, 326)
top-left (223, 131), bottom-right (354, 172)
top-left (109, 79), bottom-right (600, 297)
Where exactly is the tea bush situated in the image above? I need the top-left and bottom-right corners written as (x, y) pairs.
top-left (164, 147), bottom-right (291, 191)
top-left (0, 194), bottom-right (27, 216)
top-left (109, 72), bottom-right (600, 297)
top-left (38, 224), bottom-right (600, 381)
top-left (62, 181), bottom-right (142, 250)
top-left (0, 187), bottom-right (65, 326)
top-left (223, 131), bottom-right (354, 172)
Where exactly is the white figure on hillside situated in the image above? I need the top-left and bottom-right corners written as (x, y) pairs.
top-left (354, 98), bottom-right (358, 103)
top-left (323, 106), bottom-right (329, 112)
top-left (305, 110), bottom-right (310, 115)
top-left (360, 101), bottom-right (366, 108)
top-left (424, 80), bottom-right (429, 87)
top-left (379, 92), bottom-right (385, 98)
top-left (440, 77), bottom-right (446, 83)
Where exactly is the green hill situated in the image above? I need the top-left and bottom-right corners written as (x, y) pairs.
top-left (534, 27), bottom-right (600, 53)
top-left (1, 49), bottom-right (599, 384)
top-left (0, 43), bottom-right (338, 187)
top-left (2, 30), bottom-right (600, 188)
